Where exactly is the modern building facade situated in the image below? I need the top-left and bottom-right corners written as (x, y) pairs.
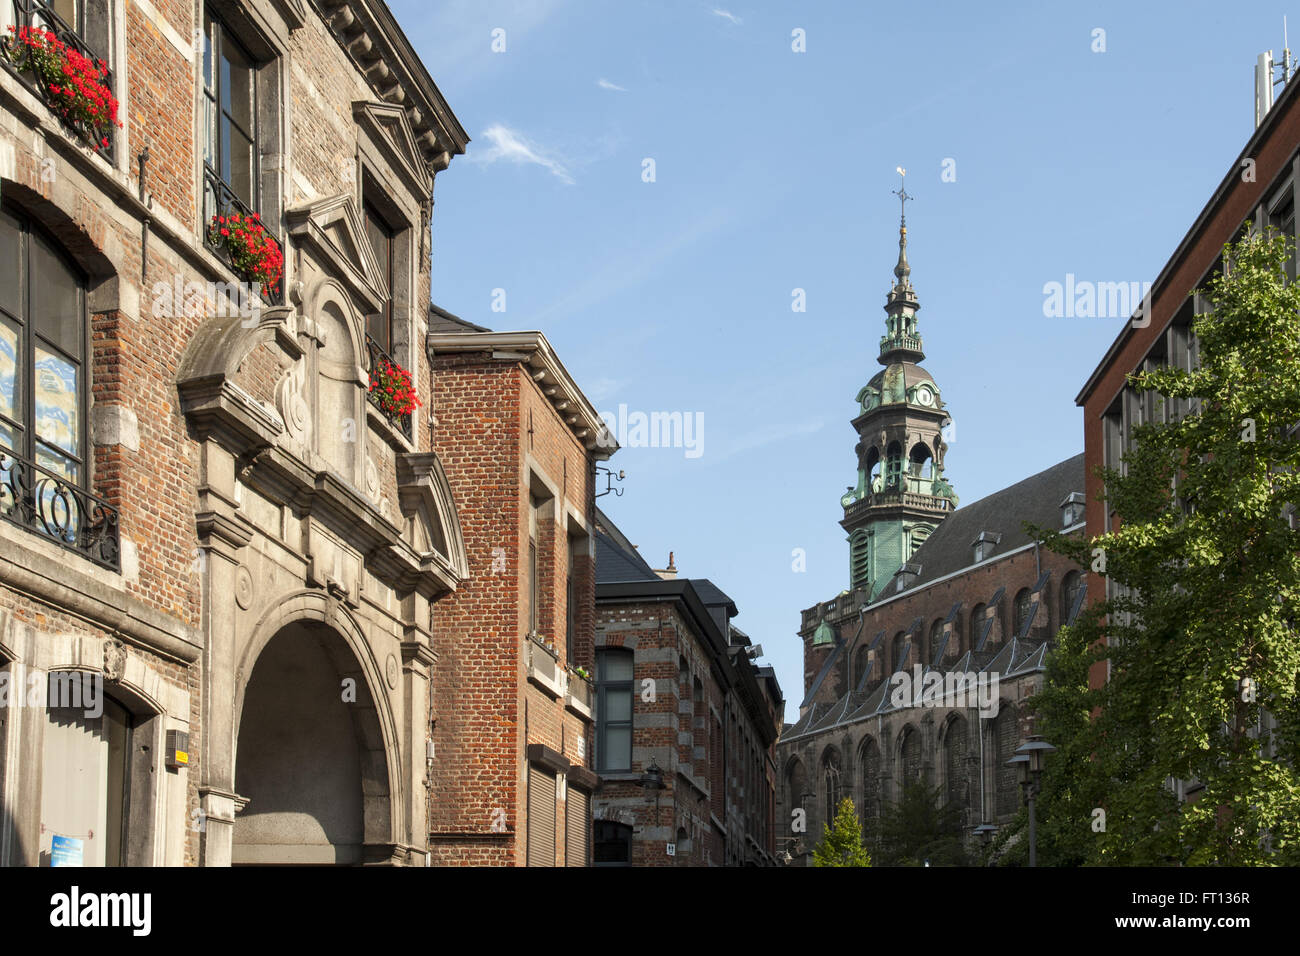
top-left (0, 0), bottom-right (472, 865)
top-left (591, 509), bottom-right (784, 866)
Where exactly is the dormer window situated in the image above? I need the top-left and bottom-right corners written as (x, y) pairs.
top-left (1060, 491), bottom-right (1086, 529)
top-left (972, 531), bottom-right (1000, 564)
top-left (894, 562), bottom-right (921, 593)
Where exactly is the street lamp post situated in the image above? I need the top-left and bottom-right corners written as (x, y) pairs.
top-left (1007, 735), bottom-right (1056, 867)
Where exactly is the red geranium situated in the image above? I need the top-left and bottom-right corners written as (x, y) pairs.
top-left (2, 26), bottom-right (122, 153)
top-left (368, 354), bottom-right (420, 420)
top-left (206, 210), bottom-right (284, 296)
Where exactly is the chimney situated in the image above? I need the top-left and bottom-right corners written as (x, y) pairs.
top-left (654, 551), bottom-right (677, 580)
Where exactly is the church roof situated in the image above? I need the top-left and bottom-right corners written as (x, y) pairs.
top-left (891, 453), bottom-right (1085, 596)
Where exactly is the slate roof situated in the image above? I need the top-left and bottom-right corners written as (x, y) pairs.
top-left (428, 303), bottom-right (491, 334)
top-left (892, 453), bottom-right (1086, 594)
top-left (594, 507), bottom-right (659, 583)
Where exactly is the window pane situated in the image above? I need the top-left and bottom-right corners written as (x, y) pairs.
top-left (599, 651), bottom-right (633, 682)
top-left (0, 209), bottom-right (21, 317)
top-left (227, 126), bottom-right (254, 209)
top-left (202, 10), bottom-right (214, 92)
top-left (32, 234), bottom-right (81, 358)
top-left (34, 345), bottom-right (79, 459)
top-left (223, 39), bottom-right (254, 135)
top-left (602, 726), bottom-right (631, 770)
top-left (604, 687), bottom-right (631, 723)
top-left (202, 92), bottom-right (216, 169)
top-left (366, 311), bottom-right (388, 351)
top-left (0, 315), bottom-right (19, 443)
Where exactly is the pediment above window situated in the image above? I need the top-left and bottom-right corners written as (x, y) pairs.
top-left (396, 451), bottom-right (470, 586)
top-left (285, 194), bottom-right (387, 316)
top-left (353, 100), bottom-right (433, 197)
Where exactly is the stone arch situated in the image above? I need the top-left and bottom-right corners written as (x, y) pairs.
top-left (232, 591), bottom-right (401, 864)
top-left (820, 744), bottom-right (843, 825)
top-left (940, 713), bottom-right (970, 817)
top-left (858, 735), bottom-right (882, 830)
top-left (896, 722), bottom-right (922, 793)
top-left (0, 180), bottom-right (118, 280)
top-left (907, 440), bottom-right (933, 479)
top-left (306, 278), bottom-right (368, 484)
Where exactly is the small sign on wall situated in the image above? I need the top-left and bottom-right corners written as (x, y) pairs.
top-left (51, 835), bottom-right (84, 867)
top-left (666, 843), bottom-right (676, 857)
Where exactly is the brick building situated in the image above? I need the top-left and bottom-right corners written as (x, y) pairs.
top-left (425, 316), bottom-right (615, 866)
top-left (775, 208), bottom-right (1087, 863)
top-left (591, 508), bottom-right (784, 866)
top-left (1075, 52), bottom-right (1300, 702)
top-left (0, 0), bottom-right (472, 865)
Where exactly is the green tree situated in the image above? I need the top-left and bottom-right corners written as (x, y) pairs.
top-left (872, 781), bottom-right (969, 866)
top-left (811, 797), bottom-right (871, 867)
top-left (1026, 230), bottom-right (1300, 865)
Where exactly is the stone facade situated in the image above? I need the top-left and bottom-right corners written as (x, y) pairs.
top-left (0, 0), bottom-right (472, 865)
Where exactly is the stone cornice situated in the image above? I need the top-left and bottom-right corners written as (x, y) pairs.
top-left (427, 331), bottom-right (619, 460)
top-left (313, 0), bottom-right (470, 177)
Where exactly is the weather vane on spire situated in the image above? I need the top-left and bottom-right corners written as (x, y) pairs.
top-left (892, 166), bottom-right (911, 228)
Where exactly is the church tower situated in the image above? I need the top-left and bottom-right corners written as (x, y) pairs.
top-left (840, 173), bottom-right (958, 598)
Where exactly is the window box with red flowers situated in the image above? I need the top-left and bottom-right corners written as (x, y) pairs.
top-left (1, 24), bottom-right (120, 156)
top-left (367, 341), bottom-right (419, 440)
top-left (206, 211), bottom-right (284, 303)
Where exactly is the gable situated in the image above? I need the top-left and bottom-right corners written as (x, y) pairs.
top-left (285, 194), bottom-right (387, 316)
top-left (353, 100), bottom-right (434, 197)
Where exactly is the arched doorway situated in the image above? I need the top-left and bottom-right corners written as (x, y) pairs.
top-left (232, 620), bottom-right (392, 865)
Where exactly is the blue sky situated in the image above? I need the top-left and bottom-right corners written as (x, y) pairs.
top-left (392, 0), bottom-right (1295, 721)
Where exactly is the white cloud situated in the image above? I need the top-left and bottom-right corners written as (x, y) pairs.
top-left (471, 124), bottom-right (574, 185)
top-left (711, 8), bottom-right (742, 25)
top-left (596, 78), bottom-right (628, 92)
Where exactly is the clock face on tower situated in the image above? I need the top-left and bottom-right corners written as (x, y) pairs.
top-left (915, 385), bottom-right (935, 407)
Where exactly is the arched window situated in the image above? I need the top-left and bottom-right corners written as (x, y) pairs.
top-left (853, 644), bottom-right (870, 688)
top-left (860, 737), bottom-right (881, 829)
top-left (908, 442), bottom-right (933, 479)
top-left (822, 748), bottom-right (842, 824)
top-left (595, 649), bottom-right (634, 771)
top-left (40, 672), bottom-right (132, 866)
top-left (884, 441), bottom-right (902, 489)
top-left (1014, 588), bottom-right (1033, 637)
top-left (944, 716), bottom-right (969, 814)
top-left (1061, 570), bottom-right (1084, 625)
top-left (786, 759), bottom-right (808, 817)
top-left (900, 726), bottom-right (922, 788)
top-left (969, 604), bottom-right (986, 649)
top-left (891, 631), bottom-right (907, 673)
top-left (928, 618), bottom-right (944, 665)
top-left (865, 446), bottom-right (881, 494)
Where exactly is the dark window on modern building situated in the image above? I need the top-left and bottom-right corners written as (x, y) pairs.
top-left (593, 820), bottom-right (632, 865)
top-left (363, 199), bottom-right (396, 352)
top-left (0, 205), bottom-right (88, 490)
top-left (595, 648), bottom-right (633, 771)
top-left (202, 9), bottom-right (259, 215)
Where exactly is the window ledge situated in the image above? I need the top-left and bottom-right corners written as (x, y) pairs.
top-left (365, 402), bottom-right (415, 452)
top-left (526, 635), bottom-right (564, 698)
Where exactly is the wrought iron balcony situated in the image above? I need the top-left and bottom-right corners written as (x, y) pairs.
top-left (0, 447), bottom-right (120, 570)
top-left (1, 0), bottom-right (117, 160)
top-left (365, 334), bottom-right (414, 441)
top-left (202, 164), bottom-right (284, 306)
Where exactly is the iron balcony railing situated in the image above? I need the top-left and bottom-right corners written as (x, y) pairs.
top-left (1, 0), bottom-right (117, 160)
top-left (365, 333), bottom-right (413, 441)
top-left (0, 446), bottom-right (120, 570)
top-left (203, 164), bottom-right (284, 306)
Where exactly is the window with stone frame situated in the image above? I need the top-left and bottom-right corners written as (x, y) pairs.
top-left (1061, 570), bottom-right (1084, 626)
top-left (593, 820), bottom-right (632, 865)
top-left (822, 747), bottom-right (841, 825)
top-left (3, 0), bottom-right (112, 65)
top-left (900, 725), bottom-right (922, 787)
top-left (199, 5), bottom-right (284, 248)
top-left (995, 703), bottom-right (1020, 816)
top-left (358, 171), bottom-right (412, 370)
top-left (594, 648), bottom-right (633, 772)
top-left (860, 737), bottom-right (881, 830)
top-left (1013, 588), bottom-right (1033, 638)
top-left (943, 716), bottom-right (969, 814)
